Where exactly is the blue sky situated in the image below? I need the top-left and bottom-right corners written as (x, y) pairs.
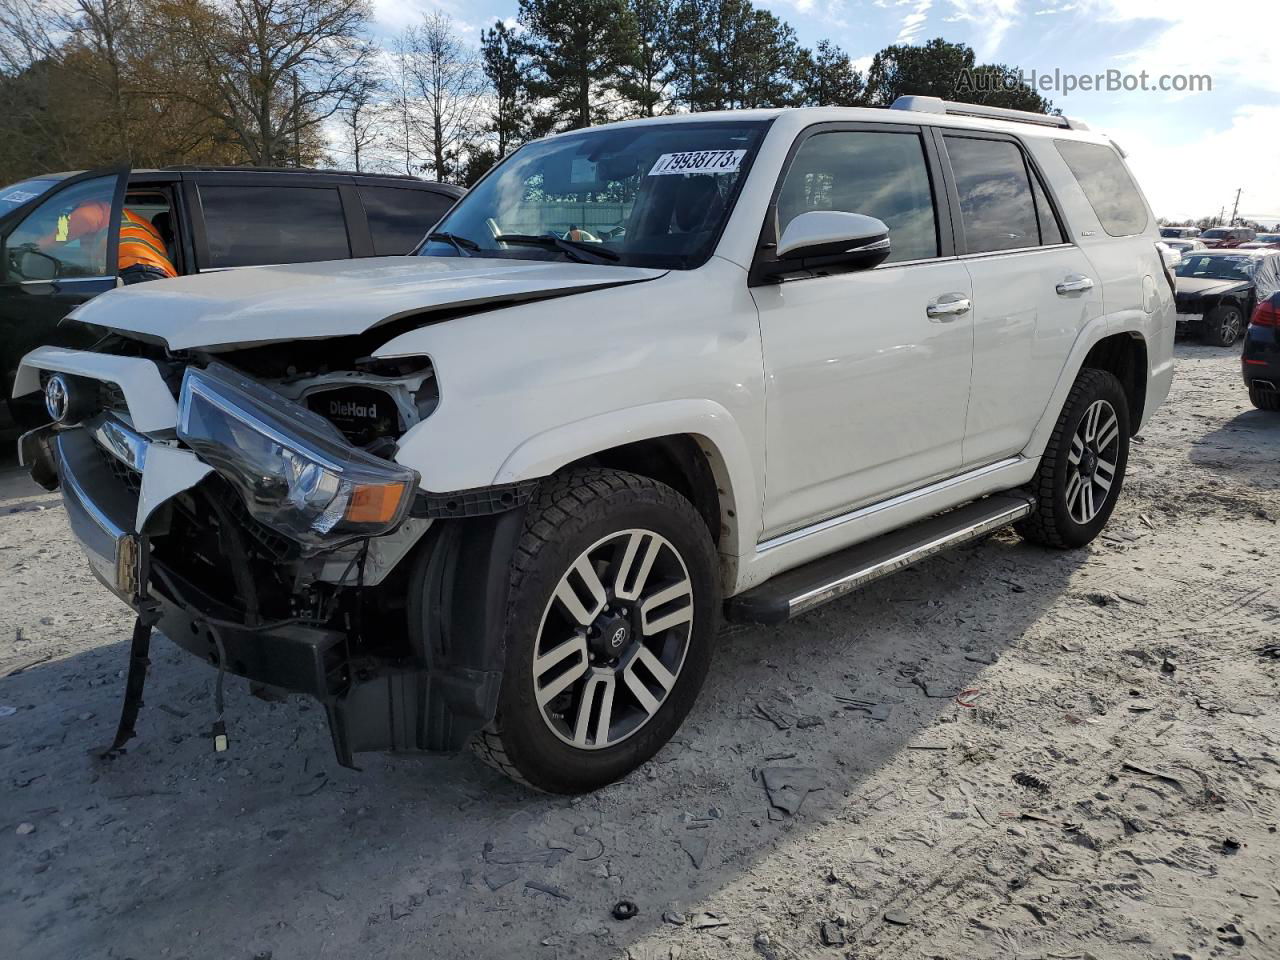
top-left (371, 0), bottom-right (1280, 224)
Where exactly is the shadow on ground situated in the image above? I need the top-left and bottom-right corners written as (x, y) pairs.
top-left (0, 528), bottom-right (1090, 959)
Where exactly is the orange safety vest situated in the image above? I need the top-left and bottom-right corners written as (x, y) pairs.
top-left (118, 208), bottom-right (177, 278)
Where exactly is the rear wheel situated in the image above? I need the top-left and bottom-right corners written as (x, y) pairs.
top-left (474, 468), bottom-right (719, 793)
top-left (1018, 368), bottom-right (1130, 549)
top-left (1249, 382), bottom-right (1280, 411)
top-left (1205, 305), bottom-right (1244, 347)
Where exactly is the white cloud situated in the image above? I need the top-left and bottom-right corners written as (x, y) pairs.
top-left (944, 0), bottom-right (1021, 60)
top-left (1122, 105), bottom-right (1280, 223)
top-left (1079, 0), bottom-right (1280, 96)
top-left (894, 0), bottom-right (932, 43)
top-left (370, 0), bottom-right (485, 41)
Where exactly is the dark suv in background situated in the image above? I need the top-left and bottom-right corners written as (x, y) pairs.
top-left (1, 166), bottom-right (463, 425)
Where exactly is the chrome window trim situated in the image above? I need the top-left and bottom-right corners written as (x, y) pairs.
top-left (958, 242), bottom-right (1075, 261)
top-left (18, 275), bottom-right (114, 286)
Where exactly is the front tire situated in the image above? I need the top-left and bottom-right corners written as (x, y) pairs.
top-left (475, 469), bottom-right (720, 793)
top-left (1205, 305), bottom-right (1244, 347)
top-left (1018, 368), bottom-right (1130, 549)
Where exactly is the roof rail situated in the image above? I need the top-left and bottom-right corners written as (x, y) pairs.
top-left (159, 164), bottom-right (433, 180)
top-left (890, 95), bottom-right (1090, 132)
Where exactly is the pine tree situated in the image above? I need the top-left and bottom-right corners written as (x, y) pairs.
top-left (793, 39), bottom-right (864, 107)
top-left (616, 0), bottom-right (675, 117)
top-left (517, 0), bottom-right (638, 132)
top-left (480, 20), bottom-right (529, 156)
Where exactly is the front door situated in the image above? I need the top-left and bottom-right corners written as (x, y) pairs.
top-left (0, 169), bottom-right (127, 422)
top-left (751, 125), bottom-right (973, 540)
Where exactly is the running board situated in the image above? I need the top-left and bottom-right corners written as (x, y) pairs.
top-left (726, 493), bottom-right (1036, 624)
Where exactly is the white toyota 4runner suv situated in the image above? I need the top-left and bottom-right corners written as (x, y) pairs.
top-left (15, 97), bottom-right (1174, 793)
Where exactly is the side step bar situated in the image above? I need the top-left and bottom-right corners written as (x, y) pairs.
top-left (726, 493), bottom-right (1036, 624)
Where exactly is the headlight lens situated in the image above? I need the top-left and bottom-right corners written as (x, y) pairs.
top-left (177, 362), bottom-right (418, 550)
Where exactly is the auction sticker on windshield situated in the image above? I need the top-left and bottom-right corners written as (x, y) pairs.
top-left (648, 150), bottom-right (747, 176)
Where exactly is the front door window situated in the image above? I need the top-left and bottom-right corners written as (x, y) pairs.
top-left (4, 176), bottom-right (118, 281)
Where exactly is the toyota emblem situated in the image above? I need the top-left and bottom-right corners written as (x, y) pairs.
top-left (610, 626), bottom-right (628, 648)
top-left (44, 374), bottom-right (70, 423)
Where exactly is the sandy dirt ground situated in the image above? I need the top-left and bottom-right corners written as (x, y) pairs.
top-left (1, 342), bottom-right (1278, 960)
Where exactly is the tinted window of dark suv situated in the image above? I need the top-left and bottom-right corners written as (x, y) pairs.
top-left (359, 186), bottom-right (455, 255)
top-left (944, 136), bottom-right (1040, 254)
top-left (200, 185), bottom-right (350, 268)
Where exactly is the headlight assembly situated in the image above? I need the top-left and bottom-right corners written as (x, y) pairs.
top-left (177, 362), bottom-right (418, 551)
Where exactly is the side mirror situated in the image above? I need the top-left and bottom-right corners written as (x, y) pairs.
top-left (18, 248), bottom-right (58, 282)
top-left (763, 211), bottom-right (891, 279)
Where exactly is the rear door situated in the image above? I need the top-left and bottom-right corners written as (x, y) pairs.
top-left (187, 173), bottom-right (357, 271)
top-left (0, 168), bottom-right (127, 417)
top-left (936, 131), bottom-right (1102, 466)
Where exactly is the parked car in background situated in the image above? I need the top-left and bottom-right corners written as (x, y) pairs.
top-left (1, 167), bottom-right (463, 425)
top-left (1240, 233), bottom-right (1280, 250)
top-left (1160, 225), bottom-right (1201, 239)
top-left (1199, 226), bottom-right (1256, 248)
top-left (1243, 292), bottom-right (1280, 410)
top-left (15, 98), bottom-right (1174, 792)
top-left (1174, 249), bottom-right (1280, 346)
top-left (1161, 238), bottom-right (1207, 262)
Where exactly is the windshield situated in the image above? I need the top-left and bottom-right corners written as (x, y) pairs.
top-left (1257, 234), bottom-right (1280, 243)
top-left (1200, 228), bottom-right (1233, 239)
top-left (420, 120), bottom-right (770, 269)
top-left (1176, 254), bottom-right (1256, 281)
top-left (0, 178), bottom-right (60, 216)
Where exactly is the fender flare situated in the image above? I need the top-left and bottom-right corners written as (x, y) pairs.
top-left (492, 398), bottom-right (760, 559)
top-left (1021, 314), bottom-right (1147, 460)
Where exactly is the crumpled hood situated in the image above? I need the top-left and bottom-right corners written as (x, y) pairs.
top-left (65, 256), bottom-right (667, 350)
top-left (1175, 276), bottom-right (1250, 299)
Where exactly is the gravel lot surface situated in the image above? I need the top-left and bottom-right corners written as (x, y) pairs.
top-left (1, 342), bottom-right (1278, 960)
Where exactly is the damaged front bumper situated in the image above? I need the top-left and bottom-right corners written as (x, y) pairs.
top-left (27, 392), bottom-right (523, 769)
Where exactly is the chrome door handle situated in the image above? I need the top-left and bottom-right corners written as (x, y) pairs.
top-left (1056, 275), bottom-right (1095, 295)
top-left (926, 295), bottom-right (971, 321)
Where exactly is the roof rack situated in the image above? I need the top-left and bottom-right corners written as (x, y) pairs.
top-left (890, 96), bottom-right (1090, 132)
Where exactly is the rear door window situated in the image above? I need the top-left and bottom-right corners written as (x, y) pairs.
top-left (199, 185), bottom-right (350, 268)
top-left (1054, 140), bottom-right (1148, 237)
top-left (1030, 171), bottom-right (1064, 245)
top-left (358, 186), bottom-right (455, 255)
top-left (943, 136), bottom-right (1040, 254)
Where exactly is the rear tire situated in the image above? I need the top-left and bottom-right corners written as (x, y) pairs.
top-left (474, 468), bottom-right (719, 793)
top-left (1017, 368), bottom-right (1130, 549)
top-left (1205, 305), bottom-right (1244, 347)
top-left (1249, 383), bottom-right (1280, 411)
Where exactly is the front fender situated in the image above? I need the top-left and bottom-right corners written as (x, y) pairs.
top-left (491, 398), bottom-right (758, 559)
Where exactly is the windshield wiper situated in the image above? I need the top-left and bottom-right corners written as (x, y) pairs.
top-left (497, 233), bottom-right (621, 264)
top-left (426, 232), bottom-right (479, 257)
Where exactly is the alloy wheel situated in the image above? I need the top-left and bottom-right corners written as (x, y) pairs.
top-left (1220, 309), bottom-right (1242, 345)
top-left (1065, 399), bottom-right (1121, 524)
top-left (532, 529), bottom-right (694, 750)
